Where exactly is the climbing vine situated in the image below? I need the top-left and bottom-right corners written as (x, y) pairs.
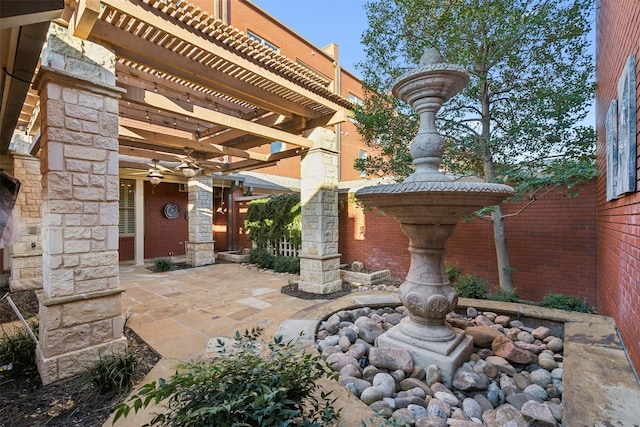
top-left (244, 193), bottom-right (301, 254)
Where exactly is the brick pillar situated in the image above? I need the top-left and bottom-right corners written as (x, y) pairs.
top-left (9, 153), bottom-right (43, 291)
top-left (33, 25), bottom-right (126, 385)
top-left (298, 128), bottom-right (342, 294)
top-left (186, 176), bottom-right (215, 266)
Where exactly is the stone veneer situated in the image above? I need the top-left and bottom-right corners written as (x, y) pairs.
top-left (9, 154), bottom-right (43, 291)
top-left (186, 176), bottom-right (215, 267)
top-left (298, 128), bottom-right (342, 294)
top-left (34, 25), bottom-right (126, 384)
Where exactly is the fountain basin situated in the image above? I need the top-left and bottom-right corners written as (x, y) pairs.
top-left (298, 296), bottom-right (640, 426)
top-left (355, 181), bottom-right (515, 225)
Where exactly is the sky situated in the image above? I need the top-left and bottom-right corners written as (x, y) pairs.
top-left (251, 0), bottom-right (369, 78)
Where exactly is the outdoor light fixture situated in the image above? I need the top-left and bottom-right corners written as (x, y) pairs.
top-left (177, 160), bottom-right (199, 177)
top-left (176, 147), bottom-right (200, 178)
top-left (147, 159), bottom-right (164, 185)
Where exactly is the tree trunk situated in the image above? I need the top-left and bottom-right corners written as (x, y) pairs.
top-left (491, 206), bottom-right (513, 291)
top-left (480, 71), bottom-right (513, 292)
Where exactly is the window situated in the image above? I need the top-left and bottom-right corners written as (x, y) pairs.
top-left (270, 141), bottom-right (284, 153)
top-left (247, 31), bottom-right (279, 53)
top-left (348, 93), bottom-right (364, 106)
top-left (348, 93), bottom-right (364, 124)
top-left (119, 180), bottom-right (135, 235)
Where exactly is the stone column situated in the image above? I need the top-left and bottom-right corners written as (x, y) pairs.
top-left (9, 152), bottom-right (43, 291)
top-left (186, 176), bottom-right (215, 266)
top-left (33, 25), bottom-right (126, 385)
top-left (298, 127), bottom-right (342, 294)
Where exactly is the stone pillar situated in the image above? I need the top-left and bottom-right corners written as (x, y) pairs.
top-left (298, 127), bottom-right (342, 294)
top-left (9, 153), bottom-right (43, 291)
top-left (33, 25), bottom-right (126, 385)
top-left (186, 176), bottom-right (215, 266)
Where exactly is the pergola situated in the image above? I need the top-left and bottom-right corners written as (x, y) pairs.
top-left (1, 0), bottom-right (352, 384)
top-left (3, 0), bottom-right (353, 172)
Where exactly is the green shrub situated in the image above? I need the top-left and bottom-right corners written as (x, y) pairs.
top-left (152, 257), bottom-right (175, 272)
top-left (538, 293), bottom-right (591, 312)
top-left (451, 274), bottom-right (489, 299)
top-left (489, 288), bottom-right (521, 302)
top-left (445, 264), bottom-right (464, 284)
top-left (274, 256), bottom-right (300, 274)
top-left (244, 193), bottom-right (302, 252)
top-left (0, 320), bottom-right (38, 377)
top-left (79, 352), bottom-right (141, 395)
top-left (113, 327), bottom-right (341, 426)
top-left (249, 247), bottom-right (275, 269)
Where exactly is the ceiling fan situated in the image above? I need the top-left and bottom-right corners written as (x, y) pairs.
top-left (175, 147), bottom-right (200, 178)
top-left (147, 159), bottom-right (165, 185)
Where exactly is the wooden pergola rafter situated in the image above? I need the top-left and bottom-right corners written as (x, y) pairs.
top-left (47, 0), bottom-right (353, 175)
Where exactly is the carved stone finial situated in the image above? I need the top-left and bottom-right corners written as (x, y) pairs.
top-left (419, 48), bottom-right (443, 66)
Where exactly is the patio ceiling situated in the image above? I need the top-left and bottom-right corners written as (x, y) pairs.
top-left (7, 0), bottom-right (353, 175)
top-left (0, 0), bottom-right (65, 154)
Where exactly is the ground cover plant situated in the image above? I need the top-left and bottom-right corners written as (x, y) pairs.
top-left (152, 257), bottom-right (175, 272)
top-left (446, 264), bottom-right (591, 312)
top-left (0, 320), bottom-right (38, 377)
top-left (114, 327), bottom-right (341, 426)
top-left (538, 292), bottom-right (592, 313)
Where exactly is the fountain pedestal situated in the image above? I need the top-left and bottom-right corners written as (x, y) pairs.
top-left (355, 49), bottom-right (514, 387)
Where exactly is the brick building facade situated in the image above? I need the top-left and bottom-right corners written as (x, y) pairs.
top-left (595, 0), bottom-right (640, 374)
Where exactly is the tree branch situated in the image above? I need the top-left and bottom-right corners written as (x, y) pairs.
top-left (502, 184), bottom-right (560, 218)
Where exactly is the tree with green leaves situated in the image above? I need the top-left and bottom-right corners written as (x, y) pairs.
top-left (353, 0), bottom-right (598, 291)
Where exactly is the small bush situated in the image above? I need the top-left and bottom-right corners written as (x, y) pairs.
top-left (152, 257), bottom-right (175, 272)
top-left (451, 274), bottom-right (489, 299)
top-left (489, 288), bottom-right (521, 302)
top-left (274, 256), bottom-right (300, 274)
top-left (113, 327), bottom-right (341, 426)
top-left (79, 352), bottom-right (141, 395)
top-left (445, 264), bottom-right (464, 284)
top-left (538, 293), bottom-right (591, 312)
top-left (249, 247), bottom-right (275, 269)
top-left (0, 320), bottom-right (38, 377)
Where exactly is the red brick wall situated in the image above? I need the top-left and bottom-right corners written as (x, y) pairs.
top-left (144, 182), bottom-right (189, 259)
top-left (595, 0), bottom-right (640, 374)
top-left (339, 180), bottom-right (597, 306)
top-left (119, 237), bottom-right (134, 262)
top-left (338, 194), bottom-right (410, 278)
top-left (447, 183), bottom-right (597, 305)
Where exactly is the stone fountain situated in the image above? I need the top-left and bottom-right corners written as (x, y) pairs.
top-left (355, 49), bottom-right (515, 386)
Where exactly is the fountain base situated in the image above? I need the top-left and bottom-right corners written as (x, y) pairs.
top-left (376, 318), bottom-right (473, 387)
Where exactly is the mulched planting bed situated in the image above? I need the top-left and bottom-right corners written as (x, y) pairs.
top-left (0, 288), bottom-right (160, 427)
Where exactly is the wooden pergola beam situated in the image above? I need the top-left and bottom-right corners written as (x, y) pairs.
top-left (120, 83), bottom-right (314, 148)
top-left (97, 0), bottom-right (347, 113)
top-left (118, 124), bottom-right (269, 161)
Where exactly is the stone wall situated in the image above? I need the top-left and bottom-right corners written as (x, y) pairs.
top-left (9, 155), bottom-right (43, 290)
